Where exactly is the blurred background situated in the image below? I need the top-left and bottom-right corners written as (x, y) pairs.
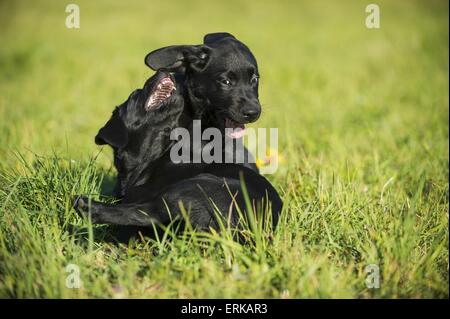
top-left (1, 0), bottom-right (448, 170)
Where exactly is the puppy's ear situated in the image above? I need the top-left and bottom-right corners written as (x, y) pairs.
top-left (145, 45), bottom-right (211, 72)
top-left (95, 112), bottom-right (128, 149)
top-left (203, 32), bottom-right (236, 44)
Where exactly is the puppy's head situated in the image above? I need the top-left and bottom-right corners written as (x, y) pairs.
top-left (95, 71), bottom-right (184, 157)
top-left (145, 33), bottom-right (261, 139)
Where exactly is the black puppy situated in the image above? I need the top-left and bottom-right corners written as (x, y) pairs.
top-left (74, 70), bottom-right (282, 231)
top-left (145, 33), bottom-right (261, 171)
top-left (94, 72), bottom-right (185, 197)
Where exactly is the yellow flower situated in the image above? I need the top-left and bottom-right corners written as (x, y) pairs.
top-left (256, 148), bottom-right (284, 168)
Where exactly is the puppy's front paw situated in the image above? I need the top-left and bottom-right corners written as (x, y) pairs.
top-left (72, 195), bottom-right (92, 219)
top-left (72, 195), bottom-right (105, 224)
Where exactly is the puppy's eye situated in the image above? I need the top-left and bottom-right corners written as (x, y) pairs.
top-left (220, 79), bottom-right (232, 86)
top-left (251, 75), bottom-right (259, 85)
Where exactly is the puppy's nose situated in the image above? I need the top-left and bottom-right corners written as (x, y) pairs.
top-left (241, 107), bottom-right (261, 122)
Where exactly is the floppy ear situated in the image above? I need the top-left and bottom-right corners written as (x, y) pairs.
top-left (203, 32), bottom-right (236, 44)
top-left (145, 45), bottom-right (211, 72)
top-left (95, 113), bottom-right (128, 149)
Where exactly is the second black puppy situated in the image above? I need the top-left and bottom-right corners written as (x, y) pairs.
top-left (74, 71), bottom-right (282, 231)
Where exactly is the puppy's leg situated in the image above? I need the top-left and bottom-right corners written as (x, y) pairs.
top-left (73, 196), bottom-right (168, 227)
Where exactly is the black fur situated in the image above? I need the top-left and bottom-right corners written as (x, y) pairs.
top-left (146, 32), bottom-right (261, 127)
top-left (73, 33), bottom-right (282, 234)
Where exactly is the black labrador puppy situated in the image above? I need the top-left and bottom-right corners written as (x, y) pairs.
top-left (98, 32), bottom-right (267, 201)
top-left (74, 70), bottom-right (282, 231)
top-left (145, 33), bottom-right (261, 173)
top-left (94, 72), bottom-right (186, 198)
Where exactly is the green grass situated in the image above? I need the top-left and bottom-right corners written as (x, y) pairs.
top-left (0, 0), bottom-right (448, 298)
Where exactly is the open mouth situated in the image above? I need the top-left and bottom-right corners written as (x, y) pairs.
top-left (145, 76), bottom-right (176, 111)
top-left (225, 117), bottom-right (246, 139)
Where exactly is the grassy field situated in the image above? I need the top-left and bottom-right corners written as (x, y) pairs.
top-left (0, 0), bottom-right (448, 298)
